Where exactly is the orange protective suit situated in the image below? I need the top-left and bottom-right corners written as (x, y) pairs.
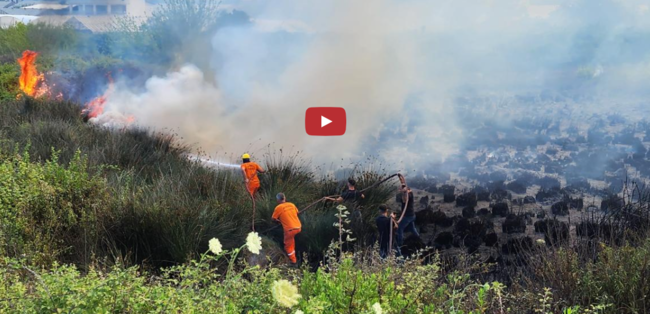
top-left (272, 202), bottom-right (302, 263)
top-left (241, 162), bottom-right (263, 196)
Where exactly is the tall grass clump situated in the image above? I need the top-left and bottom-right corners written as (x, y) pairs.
top-left (505, 181), bottom-right (650, 313)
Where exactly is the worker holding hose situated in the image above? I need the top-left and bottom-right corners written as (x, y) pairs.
top-left (376, 204), bottom-right (397, 258)
top-left (272, 193), bottom-right (302, 265)
top-left (325, 178), bottom-right (365, 205)
top-left (241, 153), bottom-right (265, 197)
top-left (326, 178), bottom-right (366, 231)
top-left (395, 184), bottom-right (419, 249)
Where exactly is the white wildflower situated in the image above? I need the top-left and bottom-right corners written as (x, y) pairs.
top-left (208, 238), bottom-right (222, 255)
top-left (246, 232), bottom-right (263, 254)
top-left (372, 302), bottom-right (383, 314)
top-left (295, 310), bottom-right (304, 314)
top-left (271, 279), bottom-right (301, 308)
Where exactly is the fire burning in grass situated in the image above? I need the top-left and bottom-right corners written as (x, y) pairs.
top-left (80, 75), bottom-right (136, 125)
top-left (15, 50), bottom-right (133, 124)
top-left (17, 50), bottom-right (61, 100)
top-left (82, 75), bottom-right (115, 120)
top-left (17, 50), bottom-right (45, 98)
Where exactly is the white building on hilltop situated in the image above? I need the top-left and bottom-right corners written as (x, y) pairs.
top-left (53, 0), bottom-right (147, 16)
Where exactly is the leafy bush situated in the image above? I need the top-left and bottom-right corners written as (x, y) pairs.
top-left (0, 23), bottom-right (79, 59)
top-left (0, 63), bottom-right (19, 101)
top-left (523, 240), bottom-right (650, 313)
top-left (25, 23), bottom-right (79, 56)
top-left (0, 148), bottom-right (108, 266)
top-left (0, 248), bottom-right (514, 313)
top-left (0, 23), bottom-right (29, 58)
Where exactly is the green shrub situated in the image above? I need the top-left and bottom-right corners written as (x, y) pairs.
top-left (0, 148), bottom-right (108, 266)
top-left (0, 23), bottom-right (79, 59)
top-left (0, 248), bottom-right (514, 313)
top-left (0, 23), bottom-right (29, 58)
top-left (25, 23), bottom-right (79, 54)
top-left (577, 241), bottom-right (650, 313)
top-left (0, 63), bottom-right (19, 101)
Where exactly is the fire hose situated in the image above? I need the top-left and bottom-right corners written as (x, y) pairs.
top-left (389, 173), bottom-right (409, 257)
top-left (248, 188), bottom-right (257, 231)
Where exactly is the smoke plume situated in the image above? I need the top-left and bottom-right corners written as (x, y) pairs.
top-left (97, 0), bottom-right (650, 173)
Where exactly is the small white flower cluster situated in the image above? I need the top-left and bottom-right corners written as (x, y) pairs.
top-left (246, 231), bottom-right (263, 255)
top-left (372, 302), bottom-right (383, 314)
top-left (272, 279), bottom-right (302, 308)
top-left (208, 238), bottom-right (222, 255)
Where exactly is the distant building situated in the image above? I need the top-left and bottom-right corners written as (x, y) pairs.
top-left (0, 0), bottom-right (154, 32)
top-left (0, 13), bottom-right (38, 28)
top-left (33, 0), bottom-right (147, 17)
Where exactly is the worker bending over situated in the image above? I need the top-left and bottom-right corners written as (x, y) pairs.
top-left (240, 153), bottom-right (265, 197)
top-left (272, 193), bottom-right (302, 265)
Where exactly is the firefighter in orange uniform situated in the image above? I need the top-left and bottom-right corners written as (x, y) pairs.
top-left (240, 153), bottom-right (265, 197)
top-left (272, 193), bottom-right (302, 265)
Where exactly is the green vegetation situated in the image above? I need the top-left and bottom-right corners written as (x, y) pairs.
top-left (0, 1), bottom-right (250, 77)
top-left (0, 251), bottom-right (493, 313)
top-left (0, 63), bottom-right (19, 101)
top-left (0, 98), bottom-right (395, 268)
top-left (4, 230), bottom-right (648, 313)
top-left (1, 95), bottom-right (649, 313)
top-left (0, 148), bottom-right (107, 266)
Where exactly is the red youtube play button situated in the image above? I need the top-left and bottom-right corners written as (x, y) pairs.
top-left (305, 107), bottom-right (346, 136)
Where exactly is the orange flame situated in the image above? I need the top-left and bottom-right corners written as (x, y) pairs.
top-left (17, 50), bottom-right (44, 97)
top-left (16, 50), bottom-right (54, 98)
top-left (82, 75), bottom-right (115, 119)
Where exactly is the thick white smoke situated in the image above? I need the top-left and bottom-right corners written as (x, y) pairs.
top-left (97, 0), bottom-right (650, 169)
top-left (95, 65), bottom-right (228, 149)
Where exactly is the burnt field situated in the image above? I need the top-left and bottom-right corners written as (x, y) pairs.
top-left (430, 98), bottom-right (650, 194)
top-left (383, 97), bottom-right (650, 281)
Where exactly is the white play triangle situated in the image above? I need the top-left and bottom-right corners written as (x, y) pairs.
top-left (321, 116), bottom-right (332, 127)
